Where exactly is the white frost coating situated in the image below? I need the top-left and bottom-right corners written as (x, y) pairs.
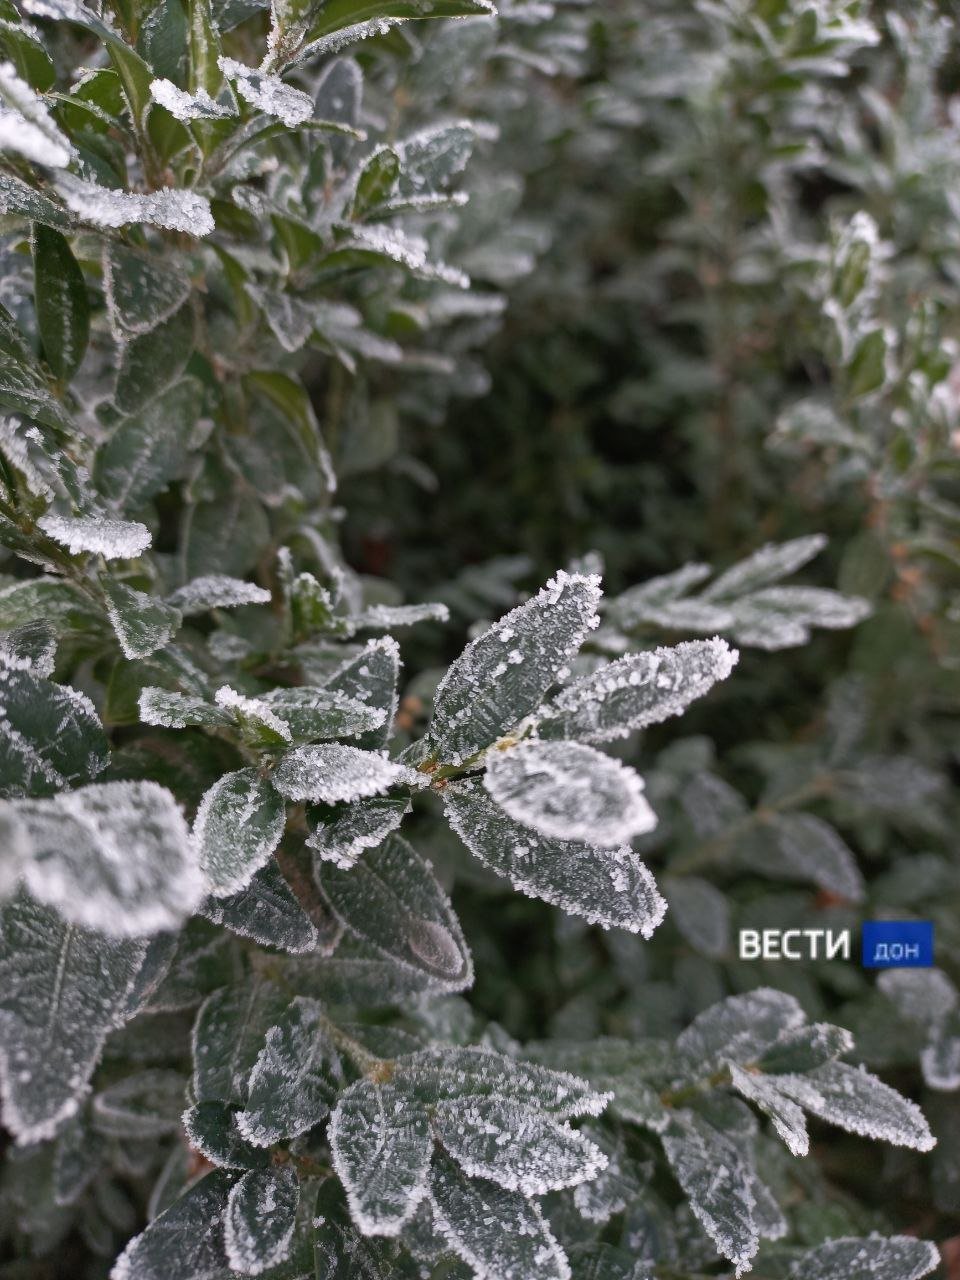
top-left (728, 1063), bottom-right (809, 1156)
top-left (430, 570), bottom-right (603, 765)
top-left (224, 1165), bottom-right (299, 1276)
top-left (138, 687), bottom-right (229, 730)
top-left (56, 174), bottom-right (215, 236)
top-left (771, 812), bottom-right (864, 901)
top-left (539, 638), bottom-right (738, 742)
top-left (344, 224), bottom-right (469, 289)
top-left (0, 61), bottom-right (74, 167)
top-left (774, 1062), bottom-right (936, 1151)
top-left (167, 575), bottom-right (272, 614)
top-left (16, 781), bottom-right (203, 935)
top-left (271, 743), bottom-right (416, 803)
top-left (484, 739), bottom-right (656, 847)
top-left (677, 989), bottom-right (807, 1075)
top-left (37, 512), bottom-right (151, 558)
top-left (194, 768), bottom-right (286, 897)
top-left (353, 601), bottom-right (450, 629)
top-left (307, 794), bottom-right (409, 869)
top-left (218, 58), bottom-right (313, 127)
top-left (432, 1096), bottom-right (607, 1194)
top-left (701, 534), bottom-right (828, 601)
top-left (149, 78), bottom-right (234, 121)
top-left (329, 1079), bottom-right (432, 1236)
top-left (215, 686), bottom-right (293, 743)
top-left (789, 1234), bottom-right (940, 1280)
top-left (444, 777), bottom-right (666, 937)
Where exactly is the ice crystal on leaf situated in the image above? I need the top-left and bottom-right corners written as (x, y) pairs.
top-left (444, 776), bottom-right (667, 935)
top-left (36, 512), bottom-right (151, 558)
top-left (103, 579), bottom-right (181, 660)
top-left (225, 1164), bottom-right (300, 1276)
top-left (219, 58), bottom-right (314, 127)
top-left (483, 738), bottom-right (657, 846)
top-left (771, 1062), bottom-right (936, 1151)
top-left (0, 659), bottom-right (108, 798)
top-left (271, 743), bottom-right (416, 802)
top-left (149, 78), bottom-right (235, 121)
top-left (307, 793), bottom-right (409, 868)
top-left (788, 1235), bottom-right (939, 1280)
top-left (10, 780), bottom-right (203, 934)
top-left (429, 570), bottom-right (602, 764)
top-left (55, 174), bottom-right (214, 235)
top-left (201, 862), bottom-right (320, 954)
top-left (728, 1063), bottom-right (810, 1156)
top-left (166, 575), bottom-right (272, 614)
top-left (193, 768), bottom-right (286, 896)
top-left (0, 61), bottom-right (74, 166)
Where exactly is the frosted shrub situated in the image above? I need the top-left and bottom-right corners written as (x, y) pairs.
top-left (0, 0), bottom-right (948, 1277)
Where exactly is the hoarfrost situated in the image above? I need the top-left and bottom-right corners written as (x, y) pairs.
top-left (728, 1063), bottom-right (809, 1156)
top-left (138, 687), bottom-right (231, 730)
top-left (444, 778), bottom-right (666, 936)
top-left (219, 58), bottom-right (313, 127)
top-left (214, 685), bottom-right (292, 743)
top-left (773, 1062), bottom-right (935, 1150)
top-left (262, 687), bottom-right (386, 742)
top-left (201, 862), bottom-right (320, 955)
top-left (167, 575), bottom-right (272, 614)
top-left (37, 513), bottom-right (151, 558)
top-left (770, 812), bottom-right (864, 901)
top-left (271, 743), bottom-right (415, 803)
top-left (0, 61), bottom-right (74, 167)
top-left (103, 580), bottom-right (181, 660)
top-left (0, 660), bottom-right (109, 797)
top-left (149, 78), bottom-right (234, 121)
top-left (193, 768), bottom-right (286, 897)
top-left (13, 779), bottom-right (204, 934)
top-left (538, 638), bottom-right (738, 741)
top-left (432, 1095), bottom-right (607, 1194)
top-left (56, 174), bottom-right (214, 236)
top-left (307, 794), bottom-right (409, 868)
top-left (483, 738), bottom-right (657, 847)
top-left (353, 602), bottom-right (450, 629)
top-left (789, 1235), bottom-right (939, 1280)
top-left (329, 1079), bottom-right (432, 1236)
top-left (701, 535), bottom-right (828, 601)
top-left (430, 570), bottom-right (602, 764)
top-left (224, 1165), bottom-right (300, 1275)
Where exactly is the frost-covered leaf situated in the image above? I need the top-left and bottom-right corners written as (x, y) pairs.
top-left (524, 1039), bottom-right (671, 1133)
top-left (103, 579), bottom-right (182, 660)
top-left (352, 602), bottom-right (450, 629)
top-left (150, 77), bottom-right (235, 120)
top-left (661, 1110), bottom-right (758, 1275)
top-left (701, 535), bottom-right (828, 601)
top-left (773, 1062), bottom-right (936, 1151)
top-left (676, 989), bottom-right (806, 1076)
top-left (194, 768), bottom-right (286, 897)
top-left (32, 224), bottom-right (89, 383)
top-left (329, 1078), bottom-right (431, 1236)
top-left (271, 743), bottom-right (415, 802)
top-left (444, 778), bottom-right (666, 936)
top-left (769, 813), bottom-right (864, 901)
top-left (728, 588), bottom-right (871, 650)
top-left (0, 893), bottom-right (147, 1143)
top-left (111, 1170), bottom-right (233, 1280)
top-left (0, 59), bottom-right (73, 166)
top-left (324, 635), bottom-right (400, 748)
top-left (0, 806), bottom-right (29, 898)
top-left (192, 980), bottom-right (288, 1104)
top-left (789, 1235), bottom-right (939, 1280)
top-left (662, 876), bottom-right (730, 958)
top-left (102, 241), bottom-right (192, 339)
top-left (316, 833), bottom-right (472, 992)
top-left (56, 174), bottom-right (215, 235)
top-left (91, 1069), bottom-right (186, 1139)
top-left (138, 686), bottom-right (232, 730)
top-left (96, 378), bottom-right (204, 511)
top-left (754, 1023), bottom-right (854, 1075)
top-left (395, 1046), bottom-right (610, 1119)
top-left (307, 793), bottom-right (409, 868)
top-left (433, 1096), bottom-right (607, 1194)
top-left (0, 621), bottom-right (57, 677)
top-left (483, 739), bottom-right (656, 847)
top-left (0, 172), bottom-right (69, 228)
top-left (13, 779), bottom-right (203, 934)
top-left (237, 996), bottom-right (342, 1146)
top-left (429, 1150), bottom-right (571, 1280)
top-left (0, 660), bottom-right (109, 798)
top-left (37, 512), bottom-right (151, 558)
top-left (225, 1164), bottom-right (300, 1275)
top-left (167, 575), bottom-right (272, 615)
top-left (429, 570), bottom-right (601, 765)
top-left (728, 1064), bottom-right (809, 1156)
top-left (263, 687), bottom-right (386, 742)
top-left (219, 57), bottom-right (313, 125)
top-left (182, 1099), bottom-right (270, 1170)
top-left (537, 640), bottom-right (738, 742)
top-left (214, 685), bottom-right (292, 747)
top-left (201, 862), bottom-right (319, 954)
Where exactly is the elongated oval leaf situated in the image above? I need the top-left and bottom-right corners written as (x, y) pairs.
top-left (225, 1164), bottom-right (300, 1275)
top-left (194, 768), bottom-right (286, 897)
top-left (271, 743), bottom-right (415, 803)
top-left (32, 224), bottom-right (89, 382)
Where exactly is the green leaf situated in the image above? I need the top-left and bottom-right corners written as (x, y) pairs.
top-left (754, 1023), bottom-right (854, 1075)
top-left (182, 1099), bottom-right (271, 1170)
top-left (10, 778), bottom-right (204, 935)
top-left (194, 768), bottom-right (286, 897)
top-left (772, 1061), bottom-right (935, 1151)
top-left (0, 173), bottom-right (69, 228)
top-left (316, 833), bottom-right (472, 993)
top-left (324, 636), bottom-right (400, 749)
top-left (675, 989), bottom-right (807, 1076)
top-left (846, 326), bottom-right (888, 398)
top-left (236, 996), bottom-right (342, 1146)
top-left (329, 1078), bottom-right (431, 1235)
top-left (352, 145), bottom-right (400, 217)
top-left (0, 893), bottom-right (147, 1143)
top-left (428, 569), bottom-right (602, 765)
top-left (192, 979), bottom-right (288, 1104)
top-left (304, 0), bottom-right (496, 46)
top-left (789, 1236), bottom-right (939, 1280)
top-left (103, 241), bottom-right (192, 339)
top-left (307, 794), bottom-right (409, 869)
top-left (0, 659), bottom-right (109, 798)
top-left (428, 1150), bottom-right (570, 1280)
top-left (95, 377), bottom-right (203, 511)
top-left (31, 225), bottom-right (89, 382)
top-left (111, 1170), bottom-right (234, 1280)
top-left (114, 301), bottom-right (194, 413)
top-left (263, 686), bottom-right (386, 743)
top-left (728, 1063), bottom-right (809, 1156)
top-left (271, 743), bottom-right (415, 803)
top-left (225, 1164), bottom-right (300, 1275)
top-left (444, 777), bottom-right (666, 936)
top-left (91, 1069), bottom-right (187, 1138)
top-left (201, 862), bottom-right (320, 954)
top-left (103, 578), bottom-right (182, 660)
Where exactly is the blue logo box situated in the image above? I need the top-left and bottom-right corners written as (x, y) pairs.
top-left (862, 920), bottom-right (934, 969)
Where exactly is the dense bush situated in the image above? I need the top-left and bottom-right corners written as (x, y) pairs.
top-left (0, 0), bottom-right (957, 1277)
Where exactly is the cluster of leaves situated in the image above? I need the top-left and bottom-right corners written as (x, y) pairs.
top-left (0, 0), bottom-right (955, 1278)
